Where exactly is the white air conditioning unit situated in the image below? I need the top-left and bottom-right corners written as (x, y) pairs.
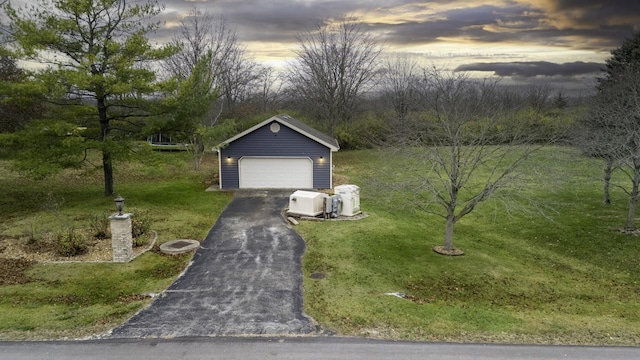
top-left (335, 184), bottom-right (360, 216)
top-left (288, 190), bottom-right (328, 217)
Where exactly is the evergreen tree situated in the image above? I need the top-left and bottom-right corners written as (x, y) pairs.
top-left (0, 49), bottom-right (44, 133)
top-left (4, 0), bottom-right (175, 195)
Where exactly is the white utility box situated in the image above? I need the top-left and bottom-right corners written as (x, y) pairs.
top-left (335, 184), bottom-right (361, 216)
top-left (288, 190), bottom-right (328, 217)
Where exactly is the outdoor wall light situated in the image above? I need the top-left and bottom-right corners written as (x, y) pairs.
top-left (114, 195), bottom-right (125, 215)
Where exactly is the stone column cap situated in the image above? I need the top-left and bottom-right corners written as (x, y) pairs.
top-left (109, 213), bottom-right (132, 220)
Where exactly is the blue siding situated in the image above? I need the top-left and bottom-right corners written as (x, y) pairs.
top-left (220, 122), bottom-right (332, 189)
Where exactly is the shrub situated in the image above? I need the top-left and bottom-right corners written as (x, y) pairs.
top-left (25, 222), bottom-right (40, 245)
top-left (131, 210), bottom-right (152, 247)
top-left (88, 212), bottom-right (110, 239)
top-left (133, 233), bottom-right (150, 247)
top-left (42, 191), bottom-right (64, 211)
top-left (54, 228), bottom-right (88, 257)
top-left (333, 117), bottom-right (387, 150)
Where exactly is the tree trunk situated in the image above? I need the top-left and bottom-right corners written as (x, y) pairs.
top-left (443, 146), bottom-right (459, 251)
top-left (603, 158), bottom-right (613, 205)
top-left (189, 135), bottom-right (204, 171)
top-left (97, 96), bottom-right (114, 196)
top-left (443, 213), bottom-right (455, 251)
top-left (625, 189), bottom-right (638, 231)
top-left (625, 160), bottom-right (640, 231)
top-left (103, 151), bottom-right (114, 196)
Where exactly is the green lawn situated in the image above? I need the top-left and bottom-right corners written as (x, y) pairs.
top-left (297, 148), bottom-right (640, 345)
top-left (0, 151), bottom-right (233, 340)
top-left (1, 147), bottom-right (639, 344)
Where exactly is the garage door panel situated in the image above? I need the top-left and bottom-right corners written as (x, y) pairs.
top-left (239, 157), bottom-right (313, 188)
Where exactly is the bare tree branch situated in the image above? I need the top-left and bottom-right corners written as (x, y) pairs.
top-left (286, 16), bottom-right (383, 134)
top-left (377, 70), bottom-right (552, 253)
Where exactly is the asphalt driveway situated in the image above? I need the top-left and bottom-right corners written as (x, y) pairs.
top-left (110, 190), bottom-right (318, 338)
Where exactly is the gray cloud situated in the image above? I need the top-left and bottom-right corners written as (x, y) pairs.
top-left (159, 0), bottom-right (368, 43)
top-left (548, 0), bottom-right (640, 24)
top-left (149, 0), bottom-right (634, 92)
top-left (374, 4), bottom-right (536, 45)
top-left (373, 2), bottom-right (637, 52)
top-left (455, 61), bottom-right (605, 78)
top-left (149, 0), bottom-right (640, 58)
top-left (9, 0), bottom-right (636, 91)
top-left (11, 0), bottom-right (640, 51)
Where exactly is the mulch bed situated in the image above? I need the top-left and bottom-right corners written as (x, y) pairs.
top-left (0, 258), bottom-right (37, 285)
top-left (0, 233), bottom-right (154, 286)
top-left (432, 246), bottom-right (465, 256)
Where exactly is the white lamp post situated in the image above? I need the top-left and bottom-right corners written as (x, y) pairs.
top-left (110, 195), bottom-right (132, 262)
top-left (114, 196), bottom-right (125, 216)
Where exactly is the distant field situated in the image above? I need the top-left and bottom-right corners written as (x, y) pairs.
top-left (297, 147), bottom-right (640, 345)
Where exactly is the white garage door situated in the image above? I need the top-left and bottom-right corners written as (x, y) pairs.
top-left (239, 157), bottom-right (313, 188)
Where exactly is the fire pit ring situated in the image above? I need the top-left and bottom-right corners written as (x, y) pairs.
top-left (159, 239), bottom-right (200, 255)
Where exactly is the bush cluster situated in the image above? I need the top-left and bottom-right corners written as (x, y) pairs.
top-left (131, 210), bottom-right (152, 247)
top-left (88, 212), bottom-right (110, 239)
top-left (54, 228), bottom-right (88, 257)
top-left (332, 108), bottom-right (576, 149)
top-left (333, 117), bottom-right (387, 150)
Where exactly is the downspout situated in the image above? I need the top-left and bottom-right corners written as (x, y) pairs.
top-left (217, 147), bottom-right (223, 189)
top-left (330, 150), bottom-right (334, 189)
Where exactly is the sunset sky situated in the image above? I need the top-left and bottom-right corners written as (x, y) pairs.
top-left (154, 0), bottom-right (640, 95)
top-left (10, 0), bottom-right (640, 95)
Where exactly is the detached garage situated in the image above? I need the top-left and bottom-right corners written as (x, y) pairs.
top-left (216, 114), bottom-right (339, 189)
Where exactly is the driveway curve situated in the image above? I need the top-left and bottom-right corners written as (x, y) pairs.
top-left (111, 190), bottom-right (318, 338)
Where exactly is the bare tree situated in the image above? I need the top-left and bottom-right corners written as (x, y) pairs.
top-left (163, 7), bottom-right (260, 117)
top-left (161, 7), bottom-right (261, 168)
top-left (162, 8), bottom-right (237, 84)
top-left (574, 31), bottom-right (640, 226)
top-left (380, 70), bottom-right (546, 255)
top-left (586, 64), bottom-right (640, 230)
top-left (524, 83), bottom-right (552, 114)
top-left (217, 47), bottom-right (259, 116)
top-left (286, 16), bottom-right (383, 134)
top-left (379, 55), bottom-right (421, 121)
top-left (250, 64), bottom-right (283, 113)
top-left (573, 95), bottom-right (620, 205)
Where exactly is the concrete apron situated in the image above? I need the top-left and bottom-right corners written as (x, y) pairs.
top-left (110, 189), bottom-right (318, 338)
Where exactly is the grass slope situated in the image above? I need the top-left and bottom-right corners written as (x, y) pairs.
top-left (2, 147), bottom-right (639, 344)
top-left (298, 148), bottom-right (640, 345)
top-left (0, 151), bottom-right (233, 340)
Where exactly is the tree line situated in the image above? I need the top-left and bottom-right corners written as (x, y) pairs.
top-left (1, 0), bottom-right (638, 253)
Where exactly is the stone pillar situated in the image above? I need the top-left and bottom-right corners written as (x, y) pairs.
top-left (110, 213), bottom-right (133, 263)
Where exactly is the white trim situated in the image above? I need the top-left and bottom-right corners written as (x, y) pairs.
top-left (238, 156), bottom-right (313, 189)
top-left (217, 150), bottom-right (223, 189)
top-left (330, 151), bottom-right (334, 189)
top-left (217, 115), bottom-right (339, 152)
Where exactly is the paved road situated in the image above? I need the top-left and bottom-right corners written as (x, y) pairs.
top-left (2, 338), bottom-right (639, 360)
top-left (111, 190), bottom-right (317, 338)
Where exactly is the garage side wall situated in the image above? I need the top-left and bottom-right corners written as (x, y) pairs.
top-left (219, 123), bottom-right (332, 189)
